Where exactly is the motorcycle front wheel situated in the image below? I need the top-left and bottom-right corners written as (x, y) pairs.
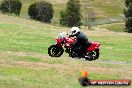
top-left (48, 45), bottom-right (64, 57)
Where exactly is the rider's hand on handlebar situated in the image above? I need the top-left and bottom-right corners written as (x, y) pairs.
top-left (69, 35), bottom-right (72, 38)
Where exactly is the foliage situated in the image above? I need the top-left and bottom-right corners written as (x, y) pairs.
top-left (59, 0), bottom-right (81, 27)
top-left (0, 0), bottom-right (22, 15)
top-left (125, 0), bottom-right (132, 7)
top-left (125, 0), bottom-right (132, 33)
top-left (125, 17), bottom-right (132, 32)
top-left (28, 1), bottom-right (54, 23)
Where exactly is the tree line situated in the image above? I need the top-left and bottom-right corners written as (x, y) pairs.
top-left (0, 0), bottom-right (132, 33)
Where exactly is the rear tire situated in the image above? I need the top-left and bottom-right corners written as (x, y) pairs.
top-left (48, 45), bottom-right (64, 57)
top-left (95, 49), bottom-right (99, 59)
top-left (85, 49), bottom-right (100, 61)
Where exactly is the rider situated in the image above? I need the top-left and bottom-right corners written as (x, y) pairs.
top-left (69, 27), bottom-right (91, 57)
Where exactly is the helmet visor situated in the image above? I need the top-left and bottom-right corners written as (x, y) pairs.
top-left (72, 30), bottom-right (76, 34)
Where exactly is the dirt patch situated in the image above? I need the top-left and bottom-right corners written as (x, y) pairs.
top-left (5, 51), bottom-right (50, 59)
top-left (1, 51), bottom-right (132, 65)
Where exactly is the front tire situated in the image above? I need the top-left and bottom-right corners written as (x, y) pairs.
top-left (48, 45), bottom-right (64, 57)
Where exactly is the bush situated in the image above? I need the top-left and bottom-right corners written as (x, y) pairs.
top-left (28, 1), bottom-right (54, 23)
top-left (125, 1), bottom-right (132, 33)
top-left (125, 2), bottom-right (132, 18)
top-left (125, 0), bottom-right (132, 7)
top-left (0, 0), bottom-right (22, 15)
top-left (59, 0), bottom-right (81, 27)
top-left (125, 17), bottom-right (132, 33)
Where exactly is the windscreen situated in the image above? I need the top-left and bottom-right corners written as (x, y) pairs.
top-left (57, 32), bottom-right (66, 38)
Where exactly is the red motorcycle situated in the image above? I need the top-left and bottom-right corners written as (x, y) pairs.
top-left (48, 32), bottom-right (101, 61)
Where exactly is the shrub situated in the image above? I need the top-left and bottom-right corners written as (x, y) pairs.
top-left (0, 0), bottom-right (22, 15)
top-left (125, 1), bottom-right (132, 33)
top-left (125, 17), bottom-right (132, 33)
top-left (28, 1), bottom-right (54, 23)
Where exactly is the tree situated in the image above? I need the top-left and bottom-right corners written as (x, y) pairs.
top-left (60, 0), bottom-right (81, 27)
top-left (0, 0), bottom-right (22, 15)
top-left (125, 0), bottom-right (132, 33)
top-left (125, 0), bottom-right (132, 7)
top-left (28, 1), bottom-right (54, 23)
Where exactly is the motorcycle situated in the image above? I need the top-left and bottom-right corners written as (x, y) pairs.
top-left (48, 32), bottom-right (101, 61)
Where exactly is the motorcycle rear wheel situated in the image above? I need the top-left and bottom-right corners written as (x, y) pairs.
top-left (48, 45), bottom-right (64, 57)
top-left (85, 49), bottom-right (100, 61)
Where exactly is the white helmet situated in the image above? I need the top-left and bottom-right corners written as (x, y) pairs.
top-left (71, 27), bottom-right (80, 35)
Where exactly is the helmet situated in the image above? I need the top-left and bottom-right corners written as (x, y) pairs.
top-left (71, 27), bottom-right (80, 35)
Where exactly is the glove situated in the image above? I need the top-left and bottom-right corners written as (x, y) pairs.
top-left (69, 35), bottom-right (72, 38)
top-left (69, 34), bottom-right (74, 38)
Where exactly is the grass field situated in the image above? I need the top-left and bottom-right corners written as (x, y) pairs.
top-left (102, 23), bottom-right (125, 32)
top-left (0, 14), bottom-right (132, 88)
top-left (20, 0), bottom-right (124, 19)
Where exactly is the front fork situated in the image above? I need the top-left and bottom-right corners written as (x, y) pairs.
top-left (65, 47), bottom-right (73, 57)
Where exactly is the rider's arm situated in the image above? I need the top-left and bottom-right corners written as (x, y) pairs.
top-left (71, 37), bottom-right (79, 46)
top-left (69, 34), bottom-right (75, 37)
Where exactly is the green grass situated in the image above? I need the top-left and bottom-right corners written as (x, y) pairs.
top-left (103, 23), bottom-right (125, 32)
top-left (89, 36), bottom-right (132, 62)
top-left (0, 24), bottom-right (131, 62)
top-left (0, 23), bottom-right (54, 53)
top-left (91, 0), bottom-right (124, 18)
top-left (1, 54), bottom-right (130, 88)
top-left (0, 66), bottom-right (59, 88)
top-left (0, 14), bottom-right (132, 88)
top-left (7, 54), bottom-right (67, 64)
top-left (11, 55), bottom-right (42, 62)
top-left (0, 15), bottom-right (132, 62)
